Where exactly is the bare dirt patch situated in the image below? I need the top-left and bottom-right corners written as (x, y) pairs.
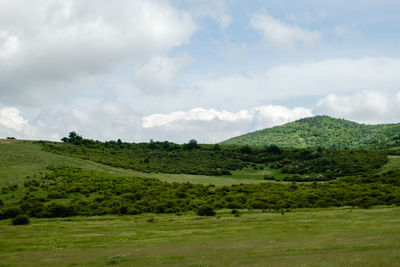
top-left (0, 139), bottom-right (16, 144)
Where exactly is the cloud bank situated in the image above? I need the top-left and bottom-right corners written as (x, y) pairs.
top-left (196, 57), bottom-right (400, 109)
top-left (142, 106), bottom-right (312, 129)
top-left (2, 90), bottom-right (400, 143)
top-left (315, 91), bottom-right (400, 124)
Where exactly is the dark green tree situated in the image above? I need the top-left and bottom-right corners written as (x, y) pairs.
top-left (184, 139), bottom-right (199, 150)
top-left (61, 131), bottom-right (83, 143)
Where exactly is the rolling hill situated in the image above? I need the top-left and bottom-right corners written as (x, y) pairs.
top-left (221, 115), bottom-right (400, 149)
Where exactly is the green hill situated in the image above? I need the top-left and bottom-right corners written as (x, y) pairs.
top-left (221, 115), bottom-right (400, 149)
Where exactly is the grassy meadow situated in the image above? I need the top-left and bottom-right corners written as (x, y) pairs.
top-left (229, 163), bottom-right (293, 181)
top-left (0, 207), bottom-right (399, 266)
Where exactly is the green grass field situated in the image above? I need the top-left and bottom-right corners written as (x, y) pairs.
top-left (0, 207), bottom-right (399, 266)
top-left (228, 163), bottom-right (293, 181)
top-left (380, 155), bottom-right (400, 172)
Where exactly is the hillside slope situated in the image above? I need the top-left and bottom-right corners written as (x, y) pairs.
top-left (221, 116), bottom-right (400, 149)
top-left (0, 140), bottom-right (269, 186)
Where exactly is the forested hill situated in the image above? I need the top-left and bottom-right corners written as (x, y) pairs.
top-left (221, 115), bottom-right (400, 149)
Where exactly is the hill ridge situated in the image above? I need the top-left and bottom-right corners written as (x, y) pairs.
top-left (221, 115), bottom-right (400, 149)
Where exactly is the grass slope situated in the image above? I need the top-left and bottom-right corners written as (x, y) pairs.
top-left (221, 115), bottom-right (400, 149)
top-left (0, 207), bottom-right (399, 266)
top-left (380, 156), bottom-right (400, 172)
top-left (0, 140), bottom-right (266, 186)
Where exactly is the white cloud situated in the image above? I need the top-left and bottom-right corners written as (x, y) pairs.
top-left (314, 91), bottom-right (400, 124)
top-left (0, 106), bottom-right (29, 132)
top-left (255, 106), bottom-right (313, 126)
top-left (0, 106), bottom-right (35, 138)
top-left (142, 107), bottom-right (253, 128)
top-left (133, 55), bottom-right (192, 94)
top-left (142, 105), bottom-right (312, 142)
top-left (250, 12), bottom-right (320, 48)
top-left (0, 0), bottom-right (196, 103)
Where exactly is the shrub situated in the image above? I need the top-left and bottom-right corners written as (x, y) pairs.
top-left (184, 139), bottom-right (199, 150)
top-left (45, 203), bottom-right (76, 218)
top-left (196, 205), bottom-right (216, 216)
top-left (47, 190), bottom-right (65, 199)
top-left (12, 215), bottom-right (30, 225)
top-left (2, 207), bottom-right (22, 218)
top-left (19, 199), bottom-right (45, 217)
top-left (264, 175), bottom-right (275, 180)
top-left (267, 145), bottom-right (282, 154)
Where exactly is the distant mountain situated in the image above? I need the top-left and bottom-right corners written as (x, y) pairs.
top-left (221, 115), bottom-right (400, 149)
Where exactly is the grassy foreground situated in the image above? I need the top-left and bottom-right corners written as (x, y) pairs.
top-left (1, 207), bottom-right (400, 266)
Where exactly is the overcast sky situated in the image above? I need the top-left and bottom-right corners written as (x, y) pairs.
top-left (1, 0), bottom-right (400, 143)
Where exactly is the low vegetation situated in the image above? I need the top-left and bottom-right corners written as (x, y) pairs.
top-left (1, 166), bottom-right (399, 219)
top-left (0, 133), bottom-right (394, 220)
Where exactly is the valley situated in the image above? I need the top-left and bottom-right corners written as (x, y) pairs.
top-left (1, 117), bottom-right (400, 266)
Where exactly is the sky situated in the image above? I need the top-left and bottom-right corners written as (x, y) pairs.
top-left (1, 0), bottom-right (400, 143)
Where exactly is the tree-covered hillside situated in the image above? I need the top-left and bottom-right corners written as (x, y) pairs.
top-left (221, 116), bottom-right (400, 149)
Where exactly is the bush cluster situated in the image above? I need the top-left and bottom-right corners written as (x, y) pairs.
top-left (12, 215), bottom-right (29, 225)
top-left (197, 205), bottom-right (216, 216)
top-left (1, 167), bottom-right (399, 219)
